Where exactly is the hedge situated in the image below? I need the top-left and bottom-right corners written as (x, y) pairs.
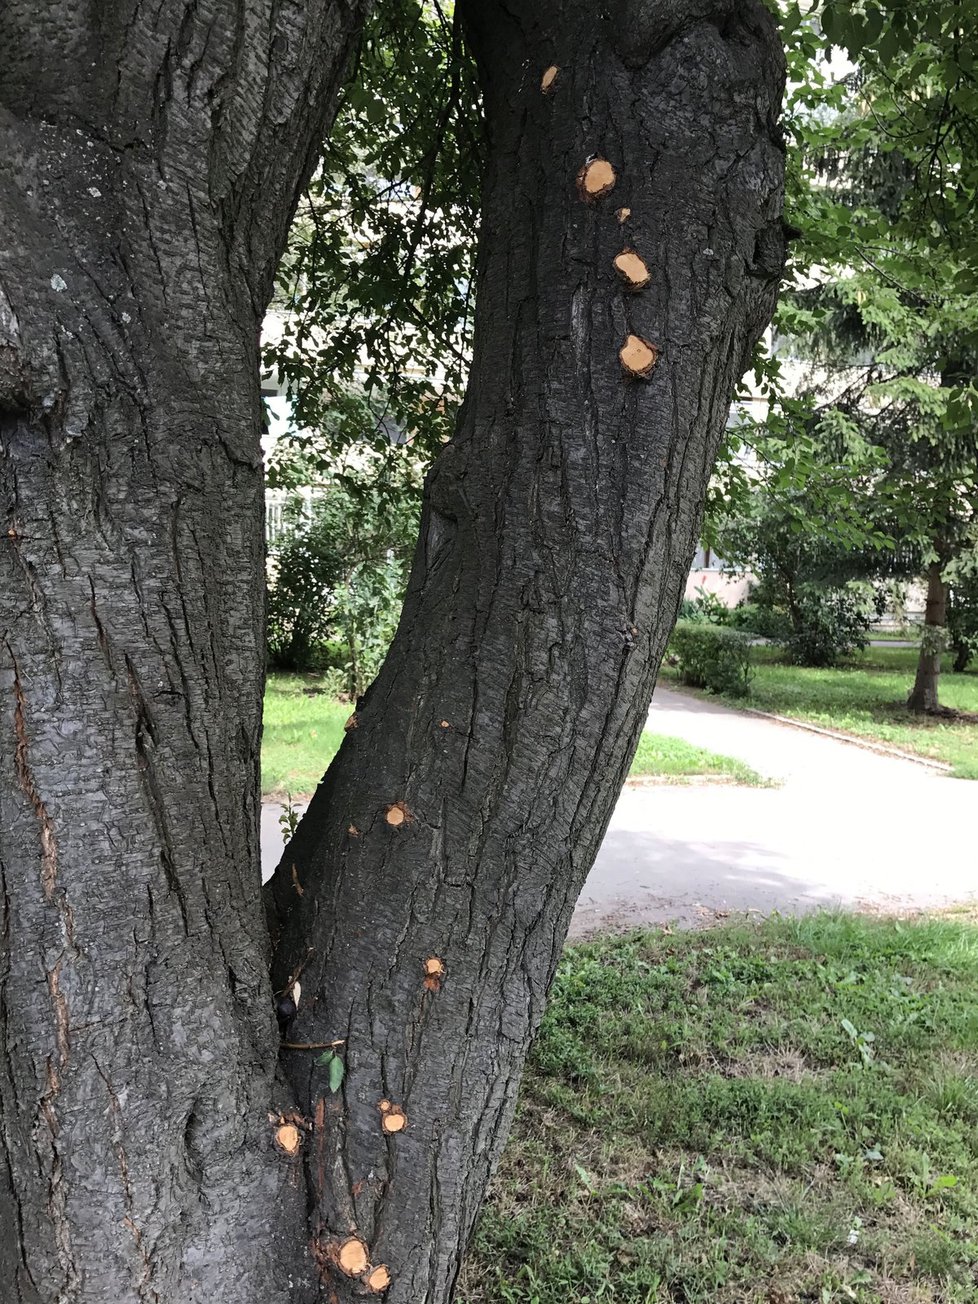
top-left (669, 620), bottom-right (753, 697)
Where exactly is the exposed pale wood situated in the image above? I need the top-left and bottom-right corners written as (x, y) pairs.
top-left (381, 1107), bottom-right (407, 1134)
top-left (613, 248), bottom-right (651, 290)
top-left (577, 157), bottom-right (617, 199)
top-left (619, 334), bottom-right (658, 377)
top-left (274, 1124), bottom-right (301, 1156)
top-left (336, 1238), bottom-right (369, 1276)
top-left (366, 1265), bottom-right (392, 1292)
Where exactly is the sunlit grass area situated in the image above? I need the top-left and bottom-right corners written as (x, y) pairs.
top-left (261, 675), bottom-right (351, 798)
top-left (262, 676), bottom-right (770, 798)
top-left (460, 911), bottom-right (978, 1303)
top-left (629, 733), bottom-right (769, 787)
top-left (661, 645), bottom-right (978, 778)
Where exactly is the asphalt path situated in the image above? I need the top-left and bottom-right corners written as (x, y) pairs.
top-left (261, 686), bottom-right (976, 936)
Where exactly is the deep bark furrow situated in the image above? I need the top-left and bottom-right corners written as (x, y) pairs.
top-left (268, 4), bottom-right (785, 1301)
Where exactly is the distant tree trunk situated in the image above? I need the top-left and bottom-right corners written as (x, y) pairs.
top-left (0, 3), bottom-right (368, 1301)
top-left (266, 2), bottom-right (786, 1300)
top-left (907, 560), bottom-right (949, 713)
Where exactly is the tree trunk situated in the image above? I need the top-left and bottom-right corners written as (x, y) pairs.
top-left (907, 560), bottom-right (948, 713)
top-left (266, 3), bottom-right (786, 1300)
top-left (0, 4), bottom-right (368, 1301)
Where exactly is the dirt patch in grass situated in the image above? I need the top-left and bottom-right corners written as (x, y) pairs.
top-left (717, 1047), bottom-right (815, 1083)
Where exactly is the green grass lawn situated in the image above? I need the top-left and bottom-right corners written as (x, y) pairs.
top-left (261, 675), bottom-right (351, 797)
top-left (630, 733), bottom-right (769, 787)
top-left (262, 675), bottom-right (768, 798)
top-left (662, 645), bottom-right (978, 779)
top-left (460, 912), bottom-right (978, 1304)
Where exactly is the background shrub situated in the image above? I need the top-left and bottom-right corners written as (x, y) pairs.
top-left (669, 621), bottom-right (754, 697)
top-left (267, 531), bottom-right (343, 673)
top-left (948, 573), bottom-right (978, 673)
top-left (728, 600), bottom-right (791, 641)
top-left (781, 582), bottom-right (886, 668)
top-left (677, 586), bottom-right (731, 626)
top-left (266, 453), bottom-right (420, 695)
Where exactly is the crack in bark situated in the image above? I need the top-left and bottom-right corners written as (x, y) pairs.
top-left (92, 1054), bottom-right (162, 1304)
top-left (10, 657), bottom-right (58, 906)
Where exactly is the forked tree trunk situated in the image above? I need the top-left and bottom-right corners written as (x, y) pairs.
top-left (0, 4), bottom-right (368, 1301)
top-left (907, 560), bottom-right (948, 713)
top-left (267, 2), bottom-right (786, 1300)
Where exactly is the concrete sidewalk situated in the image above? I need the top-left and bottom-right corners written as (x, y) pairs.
top-left (262, 687), bottom-right (977, 936)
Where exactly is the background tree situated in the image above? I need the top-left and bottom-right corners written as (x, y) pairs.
top-left (716, 0), bottom-right (977, 706)
top-left (264, 0), bottom-right (483, 466)
top-left (266, 446), bottom-right (421, 694)
top-left (786, 45), bottom-right (976, 707)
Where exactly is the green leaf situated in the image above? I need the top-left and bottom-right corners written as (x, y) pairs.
top-left (328, 1053), bottom-right (345, 1094)
top-left (928, 1173), bottom-right (958, 1194)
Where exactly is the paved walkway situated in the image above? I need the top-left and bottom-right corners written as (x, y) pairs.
top-left (261, 687), bottom-right (976, 936)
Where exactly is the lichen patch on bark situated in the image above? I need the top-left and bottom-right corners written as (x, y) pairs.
top-left (577, 158), bottom-right (616, 200)
top-left (619, 334), bottom-right (658, 377)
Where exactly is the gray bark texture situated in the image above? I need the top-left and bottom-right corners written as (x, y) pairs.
top-left (0, 3), bottom-right (368, 1302)
top-left (266, 2), bottom-right (786, 1302)
top-left (907, 559), bottom-right (949, 713)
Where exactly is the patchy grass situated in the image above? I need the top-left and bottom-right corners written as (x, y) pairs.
top-left (630, 733), bottom-right (770, 787)
top-left (661, 646), bottom-right (978, 779)
top-left (460, 912), bottom-right (978, 1304)
top-left (262, 675), bottom-right (770, 798)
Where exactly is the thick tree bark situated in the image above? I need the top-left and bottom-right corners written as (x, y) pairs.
top-left (907, 559), bottom-right (949, 713)
top-left (0, 4), bottom-right (368, 1301)
top-left (267, 3), bottom-right (786, 1301)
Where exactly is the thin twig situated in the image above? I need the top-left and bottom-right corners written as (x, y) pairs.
top-left (281, 1039), bottom-right (347, 1051)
